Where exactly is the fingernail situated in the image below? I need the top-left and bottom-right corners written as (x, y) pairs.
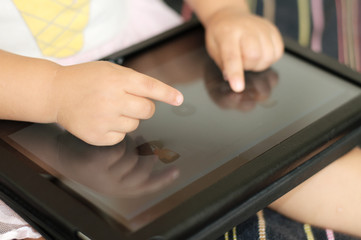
top-left (231, 78), bottom-right (244, 92)
top-left (176, 93), bottom-right (184, 106)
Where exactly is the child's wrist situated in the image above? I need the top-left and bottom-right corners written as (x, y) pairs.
top-left (187, 0), bottom-right (250, 27)
top-left (47, 63), bottom-right (64, 124)
top-left (203, 7), bottom-right (250, 27)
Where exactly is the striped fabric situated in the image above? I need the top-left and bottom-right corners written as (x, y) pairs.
top-left (252, 0), bottom-right (361, 73)
top-left (335, 0), bottom-right (361, 71)
top-left (218, 208), bottom-right (360, 240)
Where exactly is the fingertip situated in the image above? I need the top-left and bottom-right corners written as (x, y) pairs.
top-left (174, 91), bottom-right (184, 106)
top-left (229, 76), bottom-right (245, 92)
top-left (221, 57), bottom-right (245, 92)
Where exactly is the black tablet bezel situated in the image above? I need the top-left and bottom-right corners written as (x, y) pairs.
top-left (1, 22), bottom-right (361, 240)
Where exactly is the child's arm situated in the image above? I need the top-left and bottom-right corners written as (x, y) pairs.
top-left (0, 50), bottom-right (183, 146)
top-left (186, 0), bottom-right (284, 92)
top-left (0, 50), bottom-right (60, 123)
top-left (270, 146), bottom-right (361, 238)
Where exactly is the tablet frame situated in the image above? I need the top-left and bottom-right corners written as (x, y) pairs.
top-left (1, 21), bottom-right (361, 240)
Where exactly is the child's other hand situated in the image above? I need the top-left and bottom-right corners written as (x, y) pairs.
top-left (203, 8), bottom-right (284, 92)
top-left (52, 61), bottom-right (183, 146)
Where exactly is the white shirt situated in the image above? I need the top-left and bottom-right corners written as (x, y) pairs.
top-left (0, 0), bottom-right (183, 65)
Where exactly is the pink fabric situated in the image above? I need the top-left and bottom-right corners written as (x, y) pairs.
top-left (181, 2), bottom-right (193, 21)
top-left (325, 229), bottom-right (335, 240)
top-left (0, 200), bottom-right (41, 239)
top-left (335, 0), bottom-right (346, 64)
top-left (311, 0), bottom-right (325, 52)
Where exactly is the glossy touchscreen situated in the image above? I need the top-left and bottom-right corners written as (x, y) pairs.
top-left (4, 48), bottom-right (361, 231)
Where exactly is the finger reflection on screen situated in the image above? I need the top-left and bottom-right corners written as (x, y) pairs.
top-left (204, 60), bottom-right (279, 111)
top-left (56, 132), bottom-right (180, 198)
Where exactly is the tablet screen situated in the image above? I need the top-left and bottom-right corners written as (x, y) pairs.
top-left (4, 46), bottom-right (361, 231)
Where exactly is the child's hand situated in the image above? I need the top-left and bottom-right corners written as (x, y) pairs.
top-left (204, 58), bottom-right (279, 111)
top-left (203, 8), bottom-right (284, 92)
top-left (52, 61), bottom-right (183, 146)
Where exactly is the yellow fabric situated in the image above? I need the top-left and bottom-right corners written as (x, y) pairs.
top-left (263, 0), bottom-right (276, 23)
top-left (247, 0), bottom-right (258, 13)
top-left (297, 0), bottom-right (311, 47)
top-left (13, 0), bottom-right (90, 58)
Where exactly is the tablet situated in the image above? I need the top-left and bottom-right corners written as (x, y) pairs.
top-left (1, 24), bottom-right (361, 240)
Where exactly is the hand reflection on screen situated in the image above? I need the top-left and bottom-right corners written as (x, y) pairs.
top-left (204, 60), bottom-right (279, 111)
top-left (56, 132), bottom-right (179, 198)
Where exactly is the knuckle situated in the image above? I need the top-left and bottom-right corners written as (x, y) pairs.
top-left (262, 54), bottom-right (275, 69)
top-left (105, 132), bottom-right (126, 146)
top-left (214, 24), bottom-right (238, 36)
top-left (92, 61), bottom-right (121, 86)
top-left (143, 101), bottom-right (155, 119)
top-left (95, 61), bottom-right (116, 75)
top-left (84, 126), bottom-right (126, 146)
top-left (255, 62), bottom-right (270, 72)
top-left (243, 47), bottom-right (261, 61)
top-left (129, 119), bottom-right (140, 132)
top-left (81, 127), bottom-right (104, 145)
top-left (223, 50), bottom-right (240, 62)
top-left (276, 46), bottom-right (285, 60)
top-left (120, 117), bottom-right (139, 133)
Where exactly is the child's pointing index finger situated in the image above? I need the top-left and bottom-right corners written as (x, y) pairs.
top-left (125, 74), bottom-right (184, 106)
